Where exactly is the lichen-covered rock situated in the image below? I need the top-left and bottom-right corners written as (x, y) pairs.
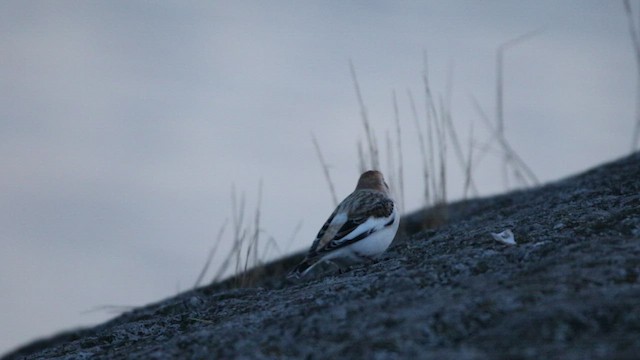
top-left (5, 153), bottom-right (640, 360)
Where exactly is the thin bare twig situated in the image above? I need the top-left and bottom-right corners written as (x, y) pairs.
top-left (441, 61), bottom-right (479, 197)
top-left (422, 52), bottom-right (440, 202)
top-left (81, 305), bottom-right (136, 315)
top-left (242, 180), bottom-right (263, 281)
top-left (311, 133), bottom-right (338, 206)
top-left (392, 90), bottom-right (405, 213)
top-left (385, 130), bottom-right (396, 200)
top-left (231, 188), bottom-right (247, 277)
top-left (496, 30), bottom-right (543, 134)
top-left (624, 0), bottom-right (640, 151)
top-left (193, 219), bottom-right (228, 288)
top-left (283, 220), bottom-right (303, 253)
top-left (463, 123), bottom-right (475, 199)
top-left (357, 140), bottom-right (366, 174)
top-left (350, 60), bottom-right (379, 170)
top-left (471, 95), bottom-right (539, 186)
top-left (496, 30), bottom-right (542, 188)
top-left (408, 89), bottom-right (431, 206)
top-left (469, 94), bottom-right (502, 165)
top-left (213, 187), bottom-right (246, 282)
top-left (259, 235), bottom-right (279, 263)
top-left (437, 97), bottom-right (448, 204)
top-left (423, 64), bottom-right (446, 205)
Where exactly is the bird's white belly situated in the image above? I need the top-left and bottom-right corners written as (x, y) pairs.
top-left (349, 216), bottom-right (399, 257)
top-left (319, 208), bottom-right (400, 267)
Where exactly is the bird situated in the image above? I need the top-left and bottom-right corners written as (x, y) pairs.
top-left (288, 170), bottom-right (400, 279)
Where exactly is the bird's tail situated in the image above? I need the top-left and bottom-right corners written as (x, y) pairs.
top-left (287, 258), bottom-right (317, 279)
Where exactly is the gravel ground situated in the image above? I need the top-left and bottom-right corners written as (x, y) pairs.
top-left (5, 153), bottom-right (640, 360)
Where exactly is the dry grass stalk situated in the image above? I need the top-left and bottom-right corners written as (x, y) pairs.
top-left (239, 180), bottom-right (263, 287)
top-left (440, 61), bottom-right (479, 197)
top-left (463, 123), bottom-right (475, 199)
top-left (392, 90), bottom-right (405, 213)
top-left (422, 55), bottom-right (447, 205)
top-left (495, 31), bottom-right (542, 188)
top-left (407, 89), bottom-right (431, 206)
top-left (231, 187), bottom-right (247, 279)
top-left (357, 140), bottom-right (366, 174)
top-left (385, 130), bottom-right (396, 200)
top-left (422, 53), bottom-right (438, 204)
top-left (193, 219), bottom-right (228, 289)
top-left (311, 133), bottom-right (339, 207)
top-left (283, 219), bottom-right (303, 254)
top-left (624, 0), bottom-right (640, 152)
top-left (350, 60), bottom-right (380, 170)
top-left (210, 188), bottom-right (245, 282)
top-left (436, 97), bottom-right (448, 205)
top-left (200, 182), bottom-right (269, 288)
top-left (470, 96), bottom-right (539, 187)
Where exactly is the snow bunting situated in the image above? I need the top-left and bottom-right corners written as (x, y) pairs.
top-left (288, 170), bottom-right (400, 278)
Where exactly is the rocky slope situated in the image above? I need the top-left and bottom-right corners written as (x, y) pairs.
top-left (5, 153), bottom-right (640, 359)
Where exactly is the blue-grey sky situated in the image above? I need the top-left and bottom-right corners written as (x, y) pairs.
top-left (0, 1), bottom-right (635, 354)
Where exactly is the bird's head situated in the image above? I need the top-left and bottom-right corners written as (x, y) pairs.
top-left (356, 170), bottom-right (390, 193)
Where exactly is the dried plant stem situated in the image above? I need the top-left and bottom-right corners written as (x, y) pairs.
top-left (471, 96), bottom-right (539, 186)
top-left (213, 187), bottom-right (246, 282)
top-left (495, 30), bottom-right (542, 188)
top-left (243, 181), bottom-right (262, 276)
top-left (350, 60), bottom-right (379, 170)
top-left (463, 123), bottom-right (475, 199)
top-left (392, 90), bottom-right (405, 213)
top-left (311, 133), bottom-right (339, 207)
top-left (408, 90), bottom-right (431, 206)
top-left (231, 188), bottom-right (247, 277)
top-left (436, 97), bottom-right (448, 204)
top-left (441, 61), bottom-right (479, 197)
top-left (422, 54), bottom-right (447, 205)
top-left (385, 130), bottom-right (396, 199)
top-left (259, 235), bottom-right (280, 263)
top-left (81, 305), bottom-right (136, 315)
top-left (357, 140), bottom-right (366, 174)
top-left (422, 53), bottom-right (439, 204)
top-left (624, 0), bottom-right (640, 152)
top-left (193, 219), bottom-right (228, 289)
top-left (283, 220), bottom-right (303, 253)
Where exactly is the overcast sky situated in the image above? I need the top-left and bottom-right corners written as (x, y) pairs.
top-left (0, 1), bottom-right (635, 354)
